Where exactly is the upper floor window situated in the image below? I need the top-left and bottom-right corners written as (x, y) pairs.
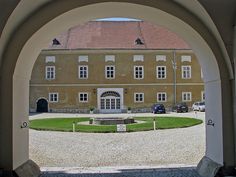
top-left (134, 66), bottom-right (144, 79)
top-left (157, 92), bottom-right (167, 102)
top-left (156, 66), bottom-right (166, 79)
top-left (45, 66), bottom-right (55, 80)
top-left (133, 55), bottom-right (144, 62)
top-left (49, 92), bottom-right (58, 102)
top-left (105, 65), bottom-right (115, 79)
top-left (156, 55), bottom-right (166, 62)
top-left (78, 55), bottom-right (88, 62)
top-left (181, 55), bottom-right (191, 62)
top-left (45, 56), bottom-right (56, 63)
top-left (78, 65), bottom-right (88, 79)
top-left (182, 92), bottom-right (192, 102)
top-left (134, 93), bottom-right (144, 102)
top-left (105, 55), bottom-right (115, 62)
top-left (182, 65), bottom-right (191, 79)
top-left (79, 92), bottom-right (88, 102)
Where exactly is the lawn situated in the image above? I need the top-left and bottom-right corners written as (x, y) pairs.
top-left (29, 116), bottom-right (202, 133)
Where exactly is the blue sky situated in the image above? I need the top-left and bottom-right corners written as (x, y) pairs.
top-left (96, 17), bottom-right (140, 21)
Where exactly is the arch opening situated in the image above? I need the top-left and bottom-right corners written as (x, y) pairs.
top-left (36, 98), bottom-right (48, 113)
top-left (0, 1), bottom-right (235, 175)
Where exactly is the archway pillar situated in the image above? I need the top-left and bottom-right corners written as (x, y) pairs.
top-left (197, 78), bottom-right (235, 176)
top-left (0, 74), bottom-right (40, 176)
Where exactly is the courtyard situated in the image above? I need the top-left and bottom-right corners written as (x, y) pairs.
top-left (29, 112), bottom-right (205, 171)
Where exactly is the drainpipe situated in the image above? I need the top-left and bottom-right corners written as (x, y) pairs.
top-left (172, 50), bottom-right (177, 106)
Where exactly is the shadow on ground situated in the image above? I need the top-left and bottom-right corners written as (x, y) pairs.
top-left (40, 167), bottom-right (201, 177)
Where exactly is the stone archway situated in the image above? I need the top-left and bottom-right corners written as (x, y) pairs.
top-left (0, 1), bottom-right (234, 176)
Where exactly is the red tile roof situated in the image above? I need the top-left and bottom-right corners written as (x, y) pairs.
top-left (48, 21), bottom-right (190, 50)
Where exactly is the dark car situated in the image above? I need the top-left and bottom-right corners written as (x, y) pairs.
top-left (172, 102), bottom-right (188, 113)
top-left (152, 104), bottom-right (166, 114)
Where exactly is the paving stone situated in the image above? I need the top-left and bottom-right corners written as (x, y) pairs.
top-left (40, 167), bottom-right (201, 177)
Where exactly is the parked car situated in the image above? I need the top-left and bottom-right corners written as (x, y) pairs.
top-left (151, 104), bottom-right (166, 114)
top-left (192, 101), bottom-right (205, 112)
top-left (172, 102), bottom-right (188, 113)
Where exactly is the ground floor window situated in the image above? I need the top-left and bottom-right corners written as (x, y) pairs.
top-left (49, 93), bottom-right (59, 102)
top-left (157, 92), bottom-right (167, 102)
top-left (134, 93), bottom-right (144, 102)
top-left (182, 92), bottom-right (192, 102)
top-left (79, 92), bottom-right (88, 102)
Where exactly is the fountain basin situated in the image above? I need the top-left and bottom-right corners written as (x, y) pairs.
top-left (89, 117), bottom-right (135, 125)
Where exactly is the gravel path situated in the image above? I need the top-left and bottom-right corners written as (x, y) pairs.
top-left (29, 112), bottom-right (205, 168)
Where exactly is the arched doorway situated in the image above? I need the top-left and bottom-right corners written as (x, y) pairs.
top-left (0, 1), bottom-right (235, 176)
top-left (36, 98), bottom-right (48, 112)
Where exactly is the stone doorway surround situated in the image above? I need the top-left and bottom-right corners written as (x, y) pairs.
top-left (97, 88), bottom-right (124, 113)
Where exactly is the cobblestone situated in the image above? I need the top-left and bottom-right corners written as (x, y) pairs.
top-left (40, 167), bottom-right (201, 177)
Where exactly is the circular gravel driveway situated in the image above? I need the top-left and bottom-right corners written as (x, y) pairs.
top-left (29, 112), bottom-right (205, 167)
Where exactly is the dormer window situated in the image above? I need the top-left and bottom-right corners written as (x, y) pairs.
top-left (135, 38), bottom-right (144, 45)
top-left (52, 38), bottom-right (60, 45)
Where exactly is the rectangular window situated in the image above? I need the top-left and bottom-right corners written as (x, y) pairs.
top-left (157, 92), bottom-right (167, 102)
top-left (182, 92), bottom-right (192, 102)
top-left (105, 65), bottom-right (115, 79)
top-left (134, 66), bottom-right (144, 79)
top-left (133, 55), bottom-right (144, 62)
top-left (45, 66), bottom-right (55, 80)
top-left (49, 93), bottom-right (58, 102)
top-left (78, 65), bottom-right (88, 79)
top-left (79, 92), bottom-right (88, 102)
top-left (201, 91), bottom-right (205, 101)
top-left (182, 66), bottom-right (191, 79)
top-left (156, 66), bottom-right (166, 79)
top-left (134, 93), bottom-right (144, 102)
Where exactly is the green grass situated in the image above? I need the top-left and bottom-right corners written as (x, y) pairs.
top-left (29, 117), bottom-right (202, 133)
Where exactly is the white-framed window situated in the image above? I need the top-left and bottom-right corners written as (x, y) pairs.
top-left (133, 55), bottom-right (144, 62)
top-left (182, 65), bottom-right (191, 79)
top-left (49, 93), bottom-right (58, 102)
top-left (156, 55), bottom-right (166, 62)
top-left (105, 55), bottom-right (115, 62)
top-left (45, 66), bottom-right (55, 80)
top-left (181, 55), bottom-right (191, 62)
top-left (79, 92), bottom-right (88, 102)
top-left (201, 91), bottom-right (205, 101)
top-left (157, 92), bottom-right (167, 102)
top-left (156, 66), bottom-right (166, 79)
top-left (78, 65), bottom-right (88, 79)
top-left (134, 66), bottom-right (144, 79)
top-left (45, 56), bottom-right (56, 63)
top-left (182, 92), bottom-right (192, 102)
top-left (134, 93), bottom-right (144, 102)
top-left (78, 55), bottom-right (88, 62)
top-left (105, 65), bottom-right (115, 79)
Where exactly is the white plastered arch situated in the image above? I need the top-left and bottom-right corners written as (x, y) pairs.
top-left (10, 2), bottom-right (234, 169)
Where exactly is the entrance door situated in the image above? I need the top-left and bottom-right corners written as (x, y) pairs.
top-left (100, 91), bottom-right (121, 112)
top-left (101, 97), bottom-right (121, 110)
top-left (36, 98), bottom-right (48, 112)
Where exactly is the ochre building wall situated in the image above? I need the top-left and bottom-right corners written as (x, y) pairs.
top-left (30, 49), bottom-right (204, 113)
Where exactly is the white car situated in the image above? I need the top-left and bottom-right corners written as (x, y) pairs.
top-left (192, 101), bottom-right (205, 112)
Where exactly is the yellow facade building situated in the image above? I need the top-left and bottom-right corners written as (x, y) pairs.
top-left (29, 21), bottom-right (204, 113)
